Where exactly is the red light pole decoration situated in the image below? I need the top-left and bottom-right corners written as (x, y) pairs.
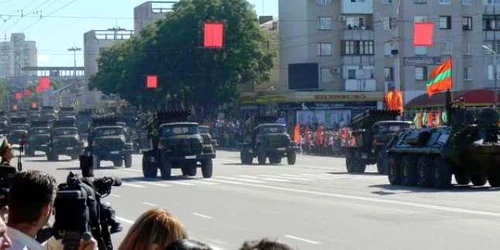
top-left (204, 22), bottom-right (224, 49)
top-left (15, 92), bottom-right (23, 100)
top-left (39, 76), bottom-right (51, 91)
top-left (146, 75), bottom-right (158, 89)
top-left (24, 89), bottom-right (31, 97)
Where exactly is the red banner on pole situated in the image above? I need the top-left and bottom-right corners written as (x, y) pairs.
top-left (24, 89), bottom-right (31, 96)
top-left (413, 22), bottom-right (434, 47)
top-left (204, 22), bottom-right (224, 49)
top-left (35, 85), bottom-right (42, 93)
top-left (15, 92), bottom-right (22, 100)
top-left (146, 75), bottom-right (158, 89)
top-left (40, 76), bottom-right (51, 90)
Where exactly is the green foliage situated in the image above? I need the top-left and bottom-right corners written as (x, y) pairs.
top-left (89, 0), bottom-right (273, 114)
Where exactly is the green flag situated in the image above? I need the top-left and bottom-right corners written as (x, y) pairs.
top-left (413, 113), bottom-right (420, 128)
top-left (442, 111), bottom-right (447, 124)
top-left (422, 111), bottom-right (428, 127)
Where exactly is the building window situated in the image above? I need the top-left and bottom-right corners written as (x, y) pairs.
top-left (384, 0), bottom-right (392, 4)
top-left (415, 67), bottom-right (428, 80)
top-left (320, 68), bottom-right (333, 82)
top-left (483, 15), bottom-right (500, 30)
top-left (414, 16), bottom-right (427, 23)
top-left (439, 16), bottom-right (452, 29)
top-left (415, 46), bottom-right (427, 55)
top-left (318, 17), bottom-right (333, 30)
top-left (462, 0), bottom-right (472, 5)
top-left (486, 0), bottom-right (500, 4)
top-left (343, 41), bottom-right (356, 55)
top-left (385, 67), bottom-right (394, 81)
top-left (342, 41), bottom-right (374, 55)
top-left (464, 67), bottom-right (472, 80)
top-left (463, 17), bottom-right (473, 30)
top-left (488, 65), bottom-right (500, 80)
top-left (465, 43), bottom-right (472, 55)
top-left (348, 69), bottom-right (356, 79)
top-left (384, 42), bottom-right (392, 56)
top-left (361, 41), bottom-right (374, 55)
top-left (383, 16), bottom-right (391, 30)
top-left (441, 41), bottom-right (453, 55)
top-left (414, 0), bottom-right (427, 3)
top-left (317, 42), bottom-right (332, 56)
top-left (439, 0), bottom-right (451, 4)
top-left (316, 0), bottom-right (331, 5)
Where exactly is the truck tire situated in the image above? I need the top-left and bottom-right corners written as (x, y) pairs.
top-left (470, 172), bottom-right (487, 186)
top-left (487, 169), bottom-right (500, 187)
top-left (388, 155), bottom-right (402, 185)
top-left (287, 151), bottom-right (296, 165)
top-left (346, 151), bottom-right (355, 173)
top-left (454, 171), bottom-right (470, 185)
top-left (113, 159), bottom-right (123, 167)
top-left (416, 156), bottom-right (434, 187)
top-left (201, 159), bottom-right (213, 178)
top-left (142, 153), bottom-right (157, 178)
top-left (376, 151), bottom-right (388, 175)
top-left (182, 163), bottom-right (197, 177)
top-left (47, 150), bottom-right (58, 161)
top-left (352, 151), bottom-right (366, 173)
top-left (257, 152), bottom-right (266, 165)
top-left (93, 155), bottom-right (101, 169)
top-left (125, 154), bottom-right (132, 168)
top-left (160, 160), bottom-right (172, 180)
top-left (433, 156), bottom-right (452, 189)
top-left (401, 155), bottom-right (417, 186)
top-left (240, 150), bottom-right (253, 164)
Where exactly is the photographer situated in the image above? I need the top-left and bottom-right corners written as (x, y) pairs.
top-left (7, 170), bottom-right (97, 250)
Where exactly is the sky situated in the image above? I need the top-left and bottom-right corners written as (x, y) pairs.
top-left (0, 0), bottom-right (278, 67)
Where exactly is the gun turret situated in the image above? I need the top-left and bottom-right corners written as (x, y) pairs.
top-left (350, 109), bottom-right (401, 129)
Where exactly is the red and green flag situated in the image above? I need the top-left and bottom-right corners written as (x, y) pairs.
top-left (427, 57), bottom-right (452, 97)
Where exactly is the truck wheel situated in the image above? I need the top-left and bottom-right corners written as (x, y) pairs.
top-left (240, 150), bottom-right (253, 164)
top-left (433, 156), bottom-right (452, 189)
top-left (160, 160), bottom-right (172, 180)
top-left (93, 155), bottom-right (101, 169)
top-left (376, 151), bottom-right (388, 175)
top-left (487, 169), bottom-right (500, 187)
top-left (401, 155), bottom-right (417, 186)
top-left (388, 155), bottom-right (402, 185)
top-left (257, 152), bottom-right (266, 165)
top-left (352, 151), bottom-right (366, 173)
top-left (142, 153), bottom-right (157, 178)
top-left (201, 159), bottom-right (213, 178)
top-left (182, 163), bottom-right (197, 177)
top-left (47, 151), bottom-right (58, 161)
top-left (470, 172), bottom-right (487, 186)
top-left (125, 154), bottom-right (132, 168)
top-left (346, 151), bottom-right (354, 173)
top-left (113, 159), bottom-right (123, 167)
top-left (287, 151), bottom-right (296, 165)
top-left (269, 154), bottom-right (281, 164)
top-left (416, 156), bottom-right (434, 187)
top-left (454, 169), bottom-right (470, 185)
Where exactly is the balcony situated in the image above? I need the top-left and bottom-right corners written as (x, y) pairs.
top-left (341, 0), bottom-right (373, 14)
top-left (344, 79), bottom-right (376, 92)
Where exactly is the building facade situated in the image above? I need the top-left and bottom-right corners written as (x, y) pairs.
top-left (134, 1), bottom-right (176, 34)
top-left (0, 33), bottom-right (37, 78)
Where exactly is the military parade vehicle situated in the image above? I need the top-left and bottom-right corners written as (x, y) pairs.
top-left (58, 106), bottom-right (76, 120)
top-left (40, 106), bottom-right (57, 122)
top-left (239, 116), bottom-right (297, 165)
top-left (25, 120), bottom-right (52, 157)
top-left (8, 117), bottom-right (29, 146)
top-left (142, 110), bottom-right (214, 179)
top-left (87, 116), bottom-right (133, 168)
top-left (199, 125), bottom-right (217, 156)
top-left (28, 106), bottom-right (40, 122)
top-left (344, 110), bottom-right (413, 174)
top-left (0, 111), bottom-right (8, 135)
top-left (120, 108), bottom-right (140, 153)
top-left (46, 118), bottom-right (84, 161)
top-left (386, 90), bottom-right (500, 189)
top-left (77, 109), bottom-right (92, 141)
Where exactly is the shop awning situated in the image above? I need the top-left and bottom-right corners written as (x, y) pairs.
top-left (406, 89), bottom-right (500, 109)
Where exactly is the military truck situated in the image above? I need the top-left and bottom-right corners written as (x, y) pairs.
top-left (387, 91), bottom-right (500, 189)
top-left (87, 116), bottom-right (133, 168)
top-left (46, 118), bottom-right (84, 161)
top-left (40, 106), bottom-right (57, 122)
top-left (25, 120), bottom-right (51, 157)
top-left (344, 110), bottom-right (413, 174)
top-left (58, 107), bottom-right (76, 120)
top-left (0, 111), bottom-right (8, 135)
top-left (142, 110), bottom-right (214, 179)
top-left (199, 125), bottom-right (217, 156)
top-left (8, 117), bottom-right (29, 146)
top-left (239, 116), bottom-right (297, 165)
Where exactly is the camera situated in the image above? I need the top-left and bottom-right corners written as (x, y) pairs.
top-left (52, 155), bottom-right (122, 250)
top-left (0, 164), bottom-right (16, 207)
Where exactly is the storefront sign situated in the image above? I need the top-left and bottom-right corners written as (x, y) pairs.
top-left (314, 94), bottom-right (367, 101)
top-left (281, 102), bottom-right (377, 110)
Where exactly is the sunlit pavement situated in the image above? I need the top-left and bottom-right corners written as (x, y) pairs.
top-left (23, 150), bottom-right (500, 250)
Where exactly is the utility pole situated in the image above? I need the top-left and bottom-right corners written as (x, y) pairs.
top-left (67, 46), bottom-right (81, 77)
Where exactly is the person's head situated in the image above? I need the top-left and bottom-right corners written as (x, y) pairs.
top-left (119, 208), bottom-right (188, 250)
top-left (7, 170), bottom-right (57, 234)
top-left (165, 239), bottom-right (212, 250)
top-left (0, 217), bottom-right (11, 249)
top-left (0, 138), bottom-right (13, 164)
top-left (240, 239), bottom-right (295, 250)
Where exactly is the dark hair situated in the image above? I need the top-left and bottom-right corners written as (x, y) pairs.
top-left (240, 239), bottom-right (295, 250)
top-left (8, 170), bottom-right (57, 224)
top-left (165, 239), bottom-right (213, 250)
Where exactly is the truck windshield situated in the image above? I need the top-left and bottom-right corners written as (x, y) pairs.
top-left (379, 123), bottom-right (410, 133)
top-left (53, 128), bottom-right (78, 136)
top-left (10, 124), bottom-right (28, 131)
top-left (31, 128), bottom-right (50, 134)
top-left (199, 126), bottom-right (209, 134)
top-left (259, 126), bottom-right (286, 134)
top-left (92, 128), bottom-right (124, 137)
top-left (161, 125), bottom-right (199, 137)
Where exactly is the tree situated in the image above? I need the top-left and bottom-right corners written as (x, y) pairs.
top-left (89, 0), bottom-right (273, 115)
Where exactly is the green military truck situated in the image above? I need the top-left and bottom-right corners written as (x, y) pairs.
top-left (87, 116), bottom-right (134, 168)
top-left (8, 117), bottom-right (29, 147)
top-left (46, 118), bottom-right (84, 161)
top-left (239, 116), bottom-right (298, 165)
top-left (25, 120), bottom-right (52, 157)
top-left (142, 110), bottom-right (214, 179)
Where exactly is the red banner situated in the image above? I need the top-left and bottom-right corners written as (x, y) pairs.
top-left (413, 22), bottom-right (434, 47)
top-left (146, 75), bottom-right (158, 89)
top-left (39, 76), bottom-right (51, 90)
top-left (24, 89), bottom-right (31, 96)
top-left (15, 92), bottom-right (22, 100)
top-left (204, 22), bottom-right (224, 49)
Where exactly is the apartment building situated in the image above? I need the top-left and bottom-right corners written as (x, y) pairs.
top-left (0, 33), bottom-right (37, 77)
top-left (483, 0), bottom-right (500, 89)
top-left (134, 1), bottom-right (176, 34)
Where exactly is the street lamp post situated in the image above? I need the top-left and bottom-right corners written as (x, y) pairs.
top-left (67, 47), bottom-right (81, 77)
top-left (483, 44), bottom-right (498, 108)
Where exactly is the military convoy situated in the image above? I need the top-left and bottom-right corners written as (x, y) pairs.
top-left (25, 120), bottom-right (51, 157)
top-left (87, 116), bottom-right (134, 168)
top-left (8, 117), bottom-right (29, 146)
top-left (142, 110), bottom-right (214, 179)
top-left (387, 91), bottom-right (500, 189)
top-left (239, 116), bottom-right (298, 165)
top-left (344, 110), bottom-right (413, 174)
top-left (46, 119), bottom-right (84, 161)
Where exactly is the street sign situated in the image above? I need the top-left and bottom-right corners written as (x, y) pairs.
top-left (404, 56), bottom-right (443, 67)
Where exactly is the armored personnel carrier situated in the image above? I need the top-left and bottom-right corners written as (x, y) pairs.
top-left (87, 116), bottom-right (133, 168)
top-left (25, 120), bottom-right (51, 157)
top-left (239, 116), bottom-right (297, 165)
top-left (46, 119), bottom-right (84, 161)
top-left (387, 91), bottom-right (500, 189)
top-left (142, 110), bottom-right (214, 179)
top-left (344, 110), bottom-right (413, 174)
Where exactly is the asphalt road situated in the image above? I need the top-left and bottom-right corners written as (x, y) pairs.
top-left (20, 150), bottom-right (500, 250)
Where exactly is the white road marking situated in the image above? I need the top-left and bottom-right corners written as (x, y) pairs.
top-left (285, 235), bottom-right (321, 245)
top-left (109, 194), bottom-right (121, 198)
top-left (116, 216), bottom-right (134, 224)
top-left (142, 202), bottom-right (159, 207)
top-left (277, 175), bottom-right (313, 181)
top-left (139, 181), bottom-right (171, 187)
top-left (122, 183), bottom-right (146, 188)
top-left (239, 175), bottom-right (288, 182)
top-left (219, 176), bottom-right (264, 183)
top-left (260, 177), bottom-right (289, 182)
top-left (192, 212), bottom-right (213, 219)
top-left (210, 180), bottom-right (500, 218)
top-left (196, 180), bottom-right (219, 185)
top-left (121, 168), bottom-right (142, 173)
top-left (209, 179), bottom-right (245, 185)
top-left (170, 181), bottom-right (196, 186)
